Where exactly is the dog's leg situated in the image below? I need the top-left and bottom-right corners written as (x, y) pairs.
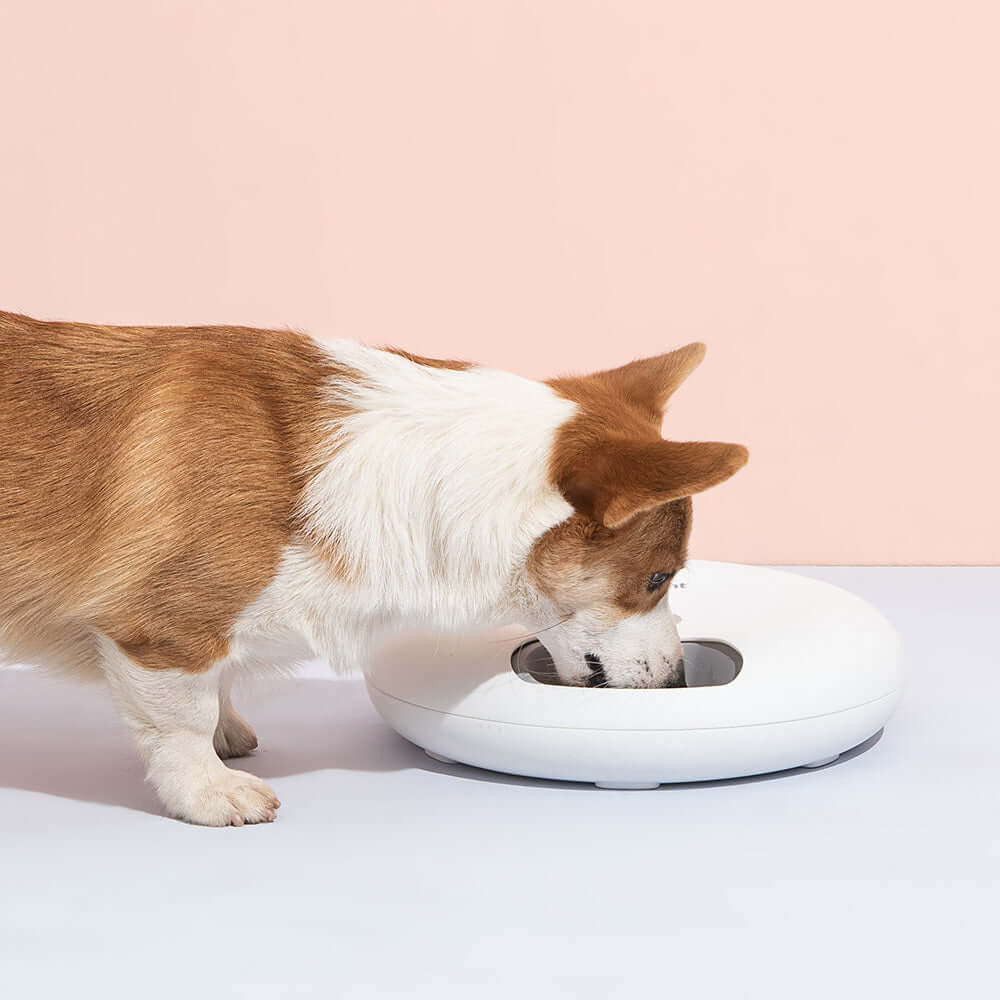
top-left (99, 639), bottom-right (279, 826)
top-left (213, 684), bottom-right (259, 760)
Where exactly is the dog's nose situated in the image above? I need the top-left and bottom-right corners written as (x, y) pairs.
top-left (584, 652), bottom-right (606, 687)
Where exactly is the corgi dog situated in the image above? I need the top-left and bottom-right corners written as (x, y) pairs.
top-left (0, 311), bottom-right (747, 825)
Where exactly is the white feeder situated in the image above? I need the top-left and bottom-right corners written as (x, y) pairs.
top-left (365, 561), bottom-right (903, 787)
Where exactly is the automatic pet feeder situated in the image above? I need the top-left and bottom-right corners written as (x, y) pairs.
top-left (366, 561), bottom-right (903, 787)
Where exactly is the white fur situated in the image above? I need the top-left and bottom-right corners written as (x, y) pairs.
top-left (528, 595), bottom-right (685, 688)
top-left (296, 343), bottom-right (576, 631)
top-left (231, 542), bottom-right (382, 676)
top-left (97, 635), bottom-right (278, 825)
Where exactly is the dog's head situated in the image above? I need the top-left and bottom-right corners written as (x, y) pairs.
top-left (522, 343), bottom-right (747, 688)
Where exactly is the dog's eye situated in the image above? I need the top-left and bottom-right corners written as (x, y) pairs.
top-left (647, 572), bottom-right (672, 592)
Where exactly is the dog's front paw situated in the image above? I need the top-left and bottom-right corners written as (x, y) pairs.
top-left (166, 768), bottom-right (281, 827)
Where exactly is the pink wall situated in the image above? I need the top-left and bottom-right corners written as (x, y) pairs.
top-left (2, 2), bottom-right (997, 564)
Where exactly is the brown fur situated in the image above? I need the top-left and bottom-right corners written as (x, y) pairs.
top-left (0, 311), bottom-right (350, 675)
top-left (385, 348), bottom-right (471, 371)
top-left (527, 499), bottom-right (692, 625)
top-left (530, 344), bottom-right (747, 622)
top-left (547, 344), bottom-right (748, 529)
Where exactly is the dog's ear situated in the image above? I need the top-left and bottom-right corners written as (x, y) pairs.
top-left (561, 439), bottom-right (748, 529)
top-left (590, 343), bottom-right (706, 422)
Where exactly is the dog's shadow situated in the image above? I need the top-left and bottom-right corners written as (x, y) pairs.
top-left (0, 669), bottom-right (414, 815)
top-left (0, 668), bottom-right (884, 817)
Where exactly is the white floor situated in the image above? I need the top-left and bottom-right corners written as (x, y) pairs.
top-left (1, 567), bottom-right (997, 999)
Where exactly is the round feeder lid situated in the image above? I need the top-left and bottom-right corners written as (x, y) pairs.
top-left (366, 561), bottom-right (904, 732)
